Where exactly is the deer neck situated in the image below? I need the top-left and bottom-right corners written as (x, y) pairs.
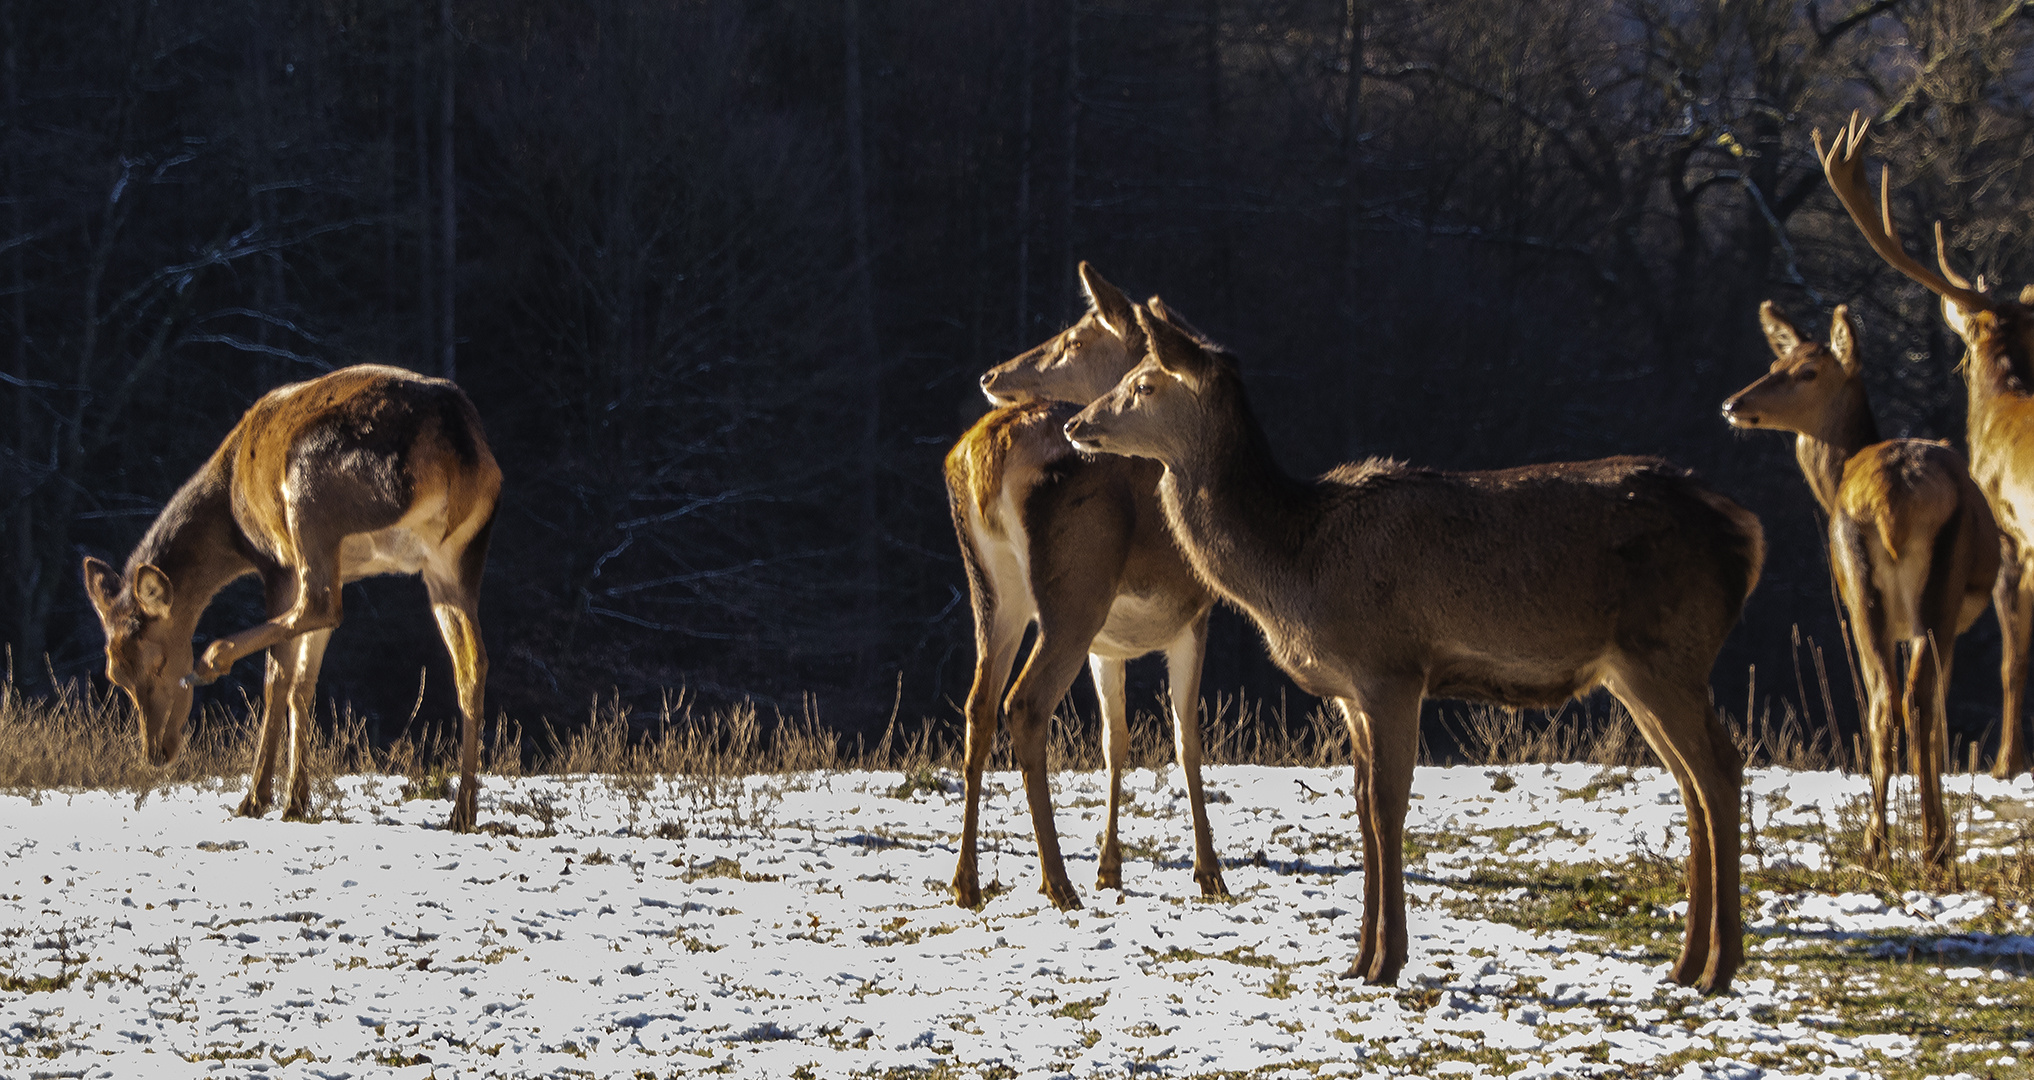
top-left (1792, 383), bottom-right (1879, 516)
top-left (1964, 333), bottom-right (2032, 473)
top-left (126, 461), bottom-right (256, 629)
top-left (1153, 376), bottom-right (1317, 610)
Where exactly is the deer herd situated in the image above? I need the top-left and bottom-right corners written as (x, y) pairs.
top-left (77, 114), bottom-right (2034, 996)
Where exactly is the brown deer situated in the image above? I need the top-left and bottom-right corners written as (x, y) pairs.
top-left (1066, 303), bottom-right (1761, 993)
top-left (81, 364), bottom-right (501, 830)
top-left (1819, 111), bottom-right (2034, 778)
top-left (1723, 302), bottom-right (1998, 867)
top-left (947, 262), bottom-right (1226, 910)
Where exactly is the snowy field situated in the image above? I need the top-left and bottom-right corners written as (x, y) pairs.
top-left (4, 763), bottom-right (2034, 1079)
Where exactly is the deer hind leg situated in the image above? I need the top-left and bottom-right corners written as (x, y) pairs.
top-left (1091, 654), bottom-right (1130, 892)
top-left (1833, 522), bottom-right (1900, 864)
top-left (1607, 664), bottom-right (1742, 994)
top-left (1995, 539), bottom-right (2033, 779)
top-left (1340, 682), bottom-right (1421, 986)
top-left (426, 581), bottom-right (488, 834)
top-left (1909, 528), bottom-right (1971, 870)
top-left (953, 607), bottom-right (1027, 908)
top-left (277, 628), bottom-right (333, 821)
top-left (239, 571), bottom-right (305, 818)
top-left (1165, 612), bottom-right (1227, 898)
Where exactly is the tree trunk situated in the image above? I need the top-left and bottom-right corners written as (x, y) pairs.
top-left (414, 14), bottom-right (436, 371)
top-left (1335, 0), bottom-right (1364, 455)
top-left (438, 0), bottom-right (457, 382)
top-left (1014, 0), bottom-right (1035, 343)
top-left (844, 0), bottom-right (883, 677)
top-left (1056, 0), bottom-right (1080, 322)
top-left (3, 0), bottom-right (38, 678)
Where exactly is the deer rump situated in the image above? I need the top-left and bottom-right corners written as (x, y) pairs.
top-left (1227, 455), bottom-right (1762, 707)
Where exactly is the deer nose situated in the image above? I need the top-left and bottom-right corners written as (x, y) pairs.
top-left (1719, 399), bottom-right (1743, 423)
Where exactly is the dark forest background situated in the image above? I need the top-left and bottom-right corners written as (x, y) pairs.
top-left (6, 0), bottom-right (2034, 759)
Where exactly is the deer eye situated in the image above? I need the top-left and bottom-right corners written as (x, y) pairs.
top-left (1796, 367), bottom-right (1817, 382)
top-left (1134, 382), bottom-right (1155, 396)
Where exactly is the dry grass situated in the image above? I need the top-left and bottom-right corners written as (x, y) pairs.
top-left (0, 661), bottom-right (1919, 797)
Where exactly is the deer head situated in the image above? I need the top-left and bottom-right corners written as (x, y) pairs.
top-left (1065, 299), bottom-right (1222, 462)
top-left (980, 262), bottom-right (1144, 406)
top-left (1817, 111), bottom-right (2034, 378)
top-left (82, 556), bottom-right (196, 766)
top-left (1721, 302), bottom-right (1864, 436)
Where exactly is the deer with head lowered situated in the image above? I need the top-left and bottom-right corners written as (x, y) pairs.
top-left (1819, 111), bottom-right (2034, 779)
top-left (1723, 302), bottom-right (1998, 868)
top-left (1066, 303), bottom-right (1762, 992)
top-left (947, 262), bottom-right (1226, 910)
top-left (82, 364), bottom-right (501, 830)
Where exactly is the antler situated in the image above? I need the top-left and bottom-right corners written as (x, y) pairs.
top-left (1814, 111), bottom-right (1994, 314)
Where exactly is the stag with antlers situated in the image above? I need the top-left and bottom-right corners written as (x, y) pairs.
top-left (1818, 111), bottom-right (2034, 779)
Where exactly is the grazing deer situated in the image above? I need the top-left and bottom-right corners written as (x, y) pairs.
top-left (1066, 303), bottom-right (1761, 993)
top-left (82, 364), bottom-right (501, 830)
top-left (1819, 111), bottom-right (2034, 779)
top-left (1723, 302), bottom-right (1998, 867)
top-left (947, 262), bottom-right (1226, 910)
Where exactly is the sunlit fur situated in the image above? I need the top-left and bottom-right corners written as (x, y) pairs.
top-left (946, 263), bottom-right (1227, 911)
top-left (82, 365), bottom-right (500, 829)
top-left (1724, 302), bottom-right (1998, 868)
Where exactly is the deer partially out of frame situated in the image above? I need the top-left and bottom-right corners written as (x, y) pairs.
top-left (1723, 302), bottom-right (1998, 867)
top-left (1819, 111), bottom-right (2034, 779)
top-left (947, 262), bottom-right (1226, 910)
top-left (1067, 304), bottom-right (1761, 993)
top-left (82, 365), bottom-right (501, 830)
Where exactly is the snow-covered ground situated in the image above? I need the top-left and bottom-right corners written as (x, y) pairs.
top-left (3, 763), bottom-right (2033, 1079)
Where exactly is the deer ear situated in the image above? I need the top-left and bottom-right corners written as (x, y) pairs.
top-left (1079, 262), bottom-right (1136, 340)
top-left (1828, 305), bottom-right (1861, 374)
top-left (1146, 296), bottom-right (1213, 344)
top-left (1759, 301), bottom-right (1802, 357)
top-left (1137, 303), bottom-right (1209, 385)
top-left (133, 564), bottom-right (173, 620)
top-left (82, 557), bottom-right (122, 620)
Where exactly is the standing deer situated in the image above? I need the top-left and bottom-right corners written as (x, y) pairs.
top-left (948, 262), bottom-right (1226, 910)
top-left (1819, 111), bottom-right (2034, 778)
top-left (82, 364), bottom-right (501, 831)
top-left (1066, 303), bottom-right (1760, 993)
top-left (1723, 302), bottom-right (1998, 867)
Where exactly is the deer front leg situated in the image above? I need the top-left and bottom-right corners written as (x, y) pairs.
top-left (237, 648), bottom-right (289, 818)
top-left (1091, 654), bottom-right (1129, 892)
top-left (1165, 615), bottom-right (1228, 899)
top-left (1006, 630), bottom-right (1091, 911)
top-left (186, 558), bottom-right (346, 686)
top-left (278, 629), bottom-right (332, 822)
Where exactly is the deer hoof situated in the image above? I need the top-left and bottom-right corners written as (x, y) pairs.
top-left (951, 866), bottom-right (982, 908)
top-left (1197, 869), bottom-right (1230, 899)
top-left (234, 793), bottom-right (270, 818)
